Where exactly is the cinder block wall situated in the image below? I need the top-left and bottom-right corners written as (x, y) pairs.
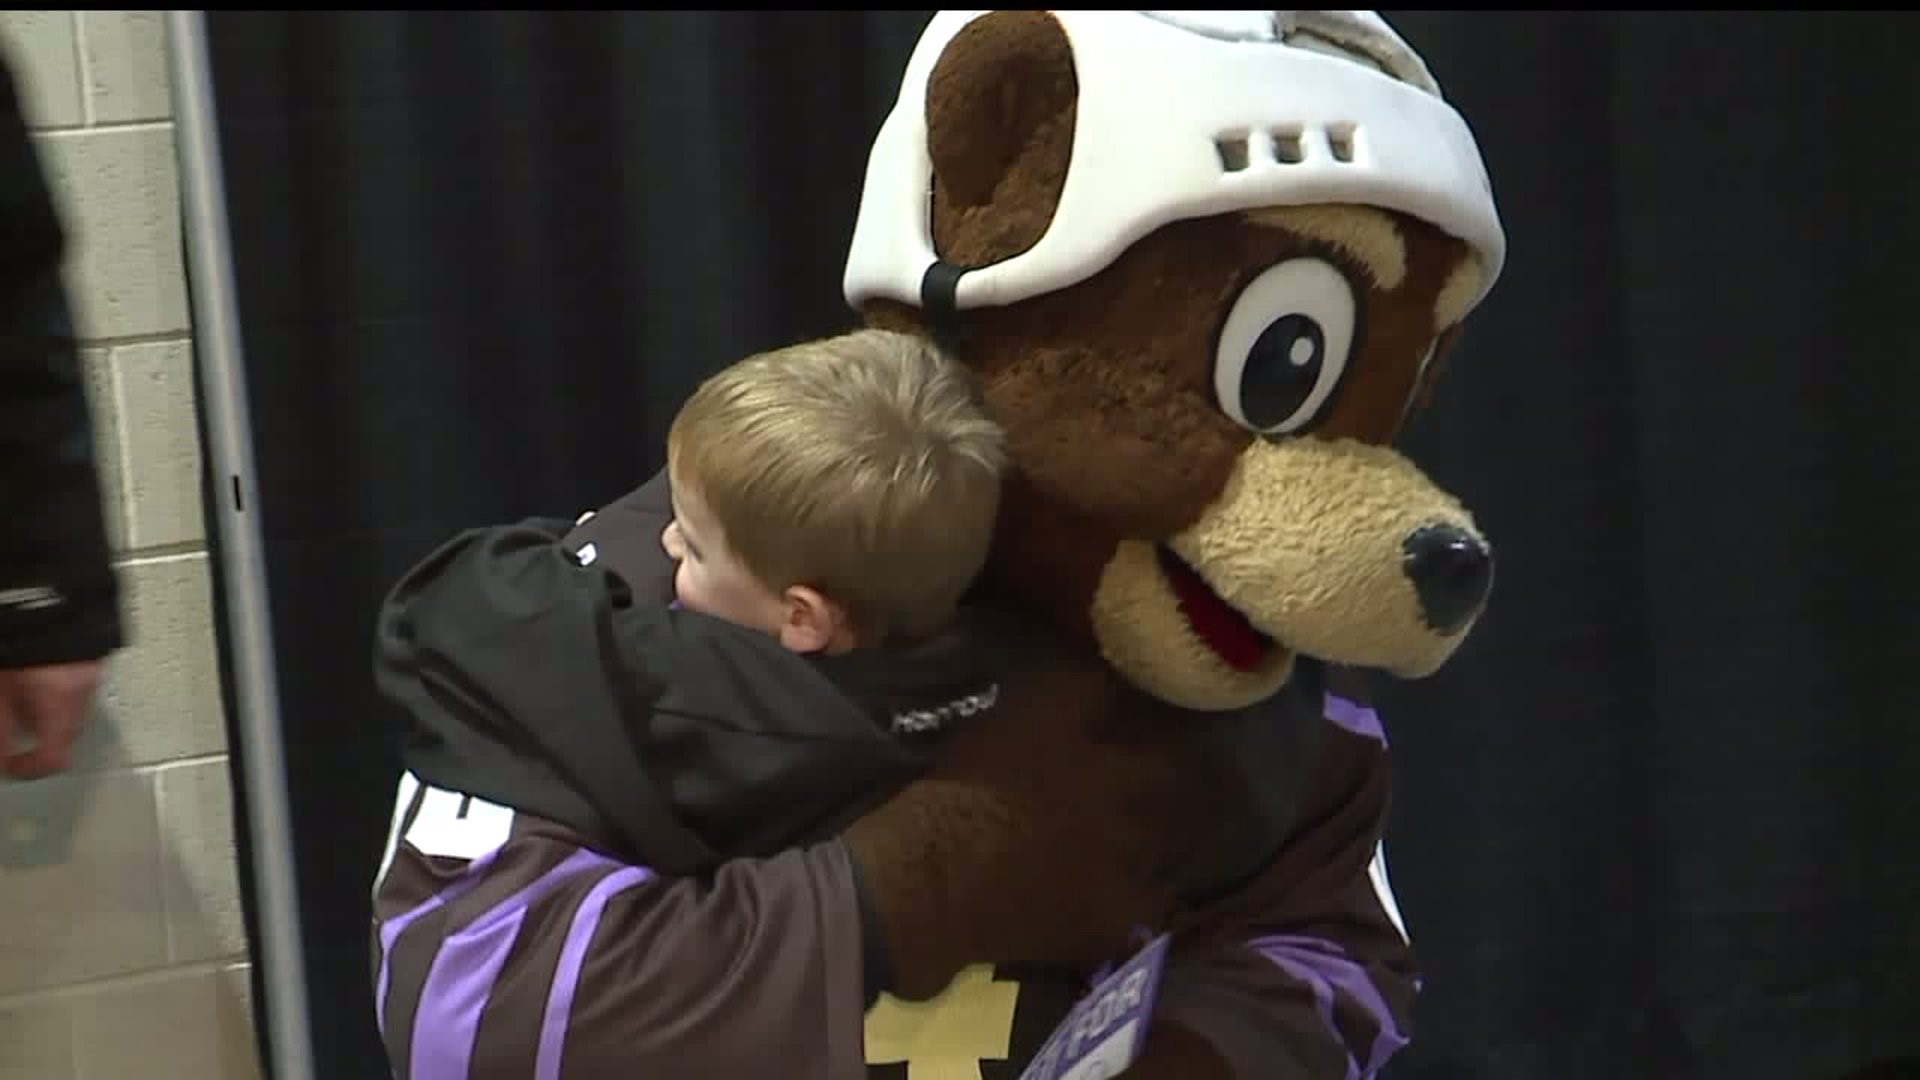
top-left (0, 12), bottom-right (259, 1080)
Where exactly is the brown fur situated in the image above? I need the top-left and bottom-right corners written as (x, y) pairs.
top-left (925, 9), bottom-right (1077, 266)
top-left (847, 12), bottom-right (1489, 1075)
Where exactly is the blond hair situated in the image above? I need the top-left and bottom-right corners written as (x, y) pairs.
top-left (666, 328), bottom-right (1007, 641)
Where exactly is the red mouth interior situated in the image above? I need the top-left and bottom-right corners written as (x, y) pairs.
top-left (1155, 546), bottom-right (1276, 673)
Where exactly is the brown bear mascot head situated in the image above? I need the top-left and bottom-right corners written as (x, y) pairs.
top-left (850, 10), bottom-right (1504, 712)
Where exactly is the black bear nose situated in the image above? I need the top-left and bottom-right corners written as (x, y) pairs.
top-left (1402, 524), bottom-right (1493, 635)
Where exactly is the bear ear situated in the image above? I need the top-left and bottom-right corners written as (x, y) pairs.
top-left (925, 11), bottom-right (1078, 269)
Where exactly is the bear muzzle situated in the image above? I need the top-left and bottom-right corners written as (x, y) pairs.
top-left (1089, 436), bottom-right (1492, 711)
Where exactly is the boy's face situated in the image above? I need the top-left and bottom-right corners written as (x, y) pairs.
top-left (660, 481), bottom-right (853, 654)
top-left (661, 485), bottom-right (787, 635)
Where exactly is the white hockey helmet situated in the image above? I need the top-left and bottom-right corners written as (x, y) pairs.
top-left (844, 10), bottom-right (1505, 317)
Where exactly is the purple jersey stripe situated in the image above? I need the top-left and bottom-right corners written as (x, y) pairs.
top-left (1323, 693), bottom-right (1386, 745)
top-left (408, 848), bottom-right (613, 1080)
top-left (375, 846), bottom-right (505, 1036)
top-left (1249, 934), bottom-right (1409, 1078)
top-left (1260, 942), bottom-right (1355, 1080)
top-left (534, 865), bottom-right (656, 1080)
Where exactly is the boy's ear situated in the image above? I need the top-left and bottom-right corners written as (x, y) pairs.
top-left (778, 585), bottom-right (853, 654)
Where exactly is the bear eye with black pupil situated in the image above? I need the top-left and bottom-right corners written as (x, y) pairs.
top-left (1239, 314), bottom-right (1325, 431)
top-left (1211, 256), bottom-right (1357, 437)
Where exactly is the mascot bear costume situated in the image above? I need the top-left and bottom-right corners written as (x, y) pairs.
top-left (369, 9), bottom-right (1505, 1079)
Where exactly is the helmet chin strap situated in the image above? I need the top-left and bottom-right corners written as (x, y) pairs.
top-left (919, 259), bottom-right (972, 357)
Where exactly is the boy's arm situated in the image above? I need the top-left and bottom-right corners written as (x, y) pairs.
top-left (562, 466), bottom-right (676, 595)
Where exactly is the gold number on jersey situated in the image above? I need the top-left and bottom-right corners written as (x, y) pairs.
top-left (865, 964), bottom-right (1021, 1079)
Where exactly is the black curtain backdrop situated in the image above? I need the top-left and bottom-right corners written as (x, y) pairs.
top-left (196, 11), bottom-right (1920, 1080)
top-left (1374, 12), bottom-right (1920, 1080)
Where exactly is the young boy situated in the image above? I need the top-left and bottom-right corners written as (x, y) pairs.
top-left (373, 326), bottom-right (1017, 878)
top-left (370, 328), bottom-right (1093, 1077)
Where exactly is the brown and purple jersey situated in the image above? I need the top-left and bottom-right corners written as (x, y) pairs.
top-left (369, 703), bottom-right (1415, 1079)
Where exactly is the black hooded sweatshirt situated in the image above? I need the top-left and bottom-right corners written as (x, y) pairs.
top-left (373, 468), bottom-right (1017, 875)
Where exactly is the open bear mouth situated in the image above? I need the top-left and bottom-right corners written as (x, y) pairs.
top-left (1154, 545), bottom-right (1280, 673)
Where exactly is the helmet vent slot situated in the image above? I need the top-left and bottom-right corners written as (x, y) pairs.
top-left (1273, 127), bottom-right (1306, 164)
top-left (1326, 123), bottom-right (1357, 163)
top-left (1215, 135), bottom-right (1251, 173)
top-left (1215, 125), bottom-right (1363, 174)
